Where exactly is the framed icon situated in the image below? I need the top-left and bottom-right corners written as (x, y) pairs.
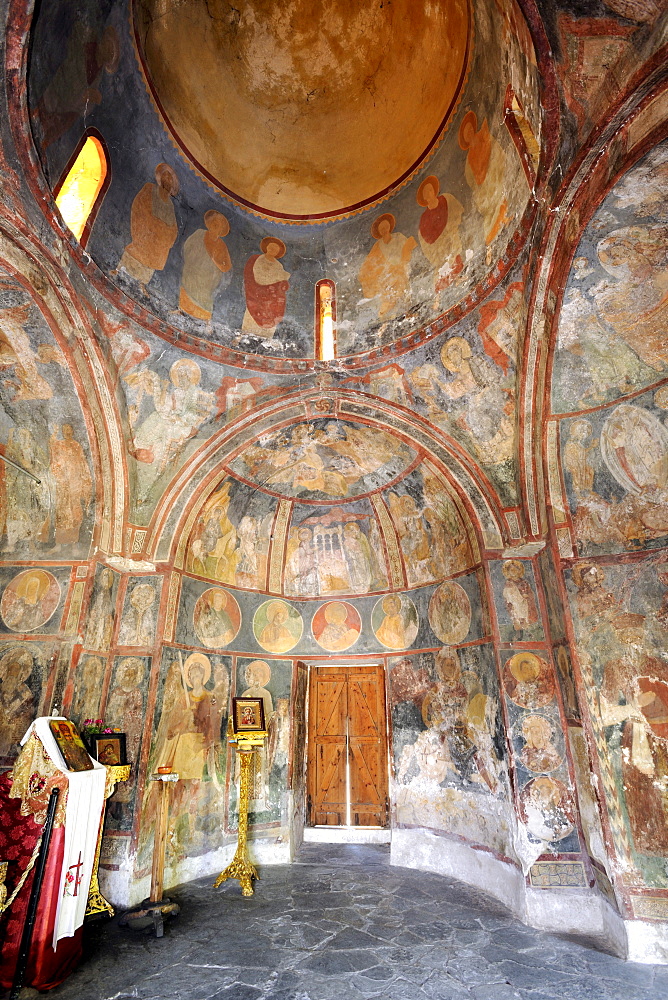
top-left (91, 733), bottom-right (127, 766)
top-left (232, 697), bottom-right (266, 734)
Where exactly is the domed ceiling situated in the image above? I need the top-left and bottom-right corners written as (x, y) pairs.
top-left (134, 0), bottom-right (472, 220)
top-left (28, 0), bottom-right (547, 367)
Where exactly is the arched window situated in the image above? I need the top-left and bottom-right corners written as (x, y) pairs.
top-left (54, 131), bottom-right (109, 246)
top-left (315, 279), bottom-right (336, 361)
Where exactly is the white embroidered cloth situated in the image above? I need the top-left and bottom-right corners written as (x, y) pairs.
top-left (21, 717), bottom-right (107, 948)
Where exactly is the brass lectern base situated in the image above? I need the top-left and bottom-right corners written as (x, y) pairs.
top-left (213, 852), bottom-right (259, 896)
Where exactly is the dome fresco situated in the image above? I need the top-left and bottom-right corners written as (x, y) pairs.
top-left (28, 0), bottom-right (543, 365)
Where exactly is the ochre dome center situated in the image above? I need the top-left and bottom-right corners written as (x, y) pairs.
top-left (134, 0), bottom-right (471, 219)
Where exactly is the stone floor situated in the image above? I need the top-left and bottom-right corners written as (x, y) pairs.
top-left (44, 844), bottom-right (667, 1000)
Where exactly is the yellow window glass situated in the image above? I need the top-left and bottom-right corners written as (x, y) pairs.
top-left (55, 136), bottom-right (107, 241)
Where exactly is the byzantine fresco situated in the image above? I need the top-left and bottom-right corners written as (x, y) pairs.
top-left (552, 141), bottom-right (668, 414)
top-left (489, 559), bottom-right (544, 643)
top-left (234, 658), bottom-right (293, 827)
top-left (117, 577), bottom-right (161, 647)
top-left (311, 601), bottom-right (361, 652)
top-left (83, 564), bottom-right (119, 652)
top-left (0, 566), bottom-right (70, 636)
top-left (404, 305), bottom-right (520, 505)
top-left (185, 477), bottom-right (276, 590)
top-left (0, 642), bottom-right (53, 764)
top-left (228, 420), bottom-right (415, 501)
top-left (138, 647), bottom-right (231, 873)
top-left (561, 389), bottom-right (668, 556)
top-left (565, 555), bottom-right (668, 886)
top-left (28, 0), bottom-right (540, 362)
top-left (385, 463), bottom-right (474, 585)
top-left (499, 646), bottom-right (580, 852)
top-left (67, 652), bottom-right (106, 727)
top-left (0, 272), bottom-right (95, 558)
top-left (390, 643), bottom-right (515, 857)
top-left (104, 654), bottom-right (151, 831)
top-left (253, 601), bottom-right (303, 655)
top-left (285, 501), bottom-right (388, 599)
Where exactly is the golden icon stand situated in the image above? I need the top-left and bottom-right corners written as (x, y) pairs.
top-left (213, 730), bottom-right (266, 897)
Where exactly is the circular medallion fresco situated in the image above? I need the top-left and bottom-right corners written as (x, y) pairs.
top-left (1, 569), bottom-right (61, 632)
top-left (520, 776), bottom-right (574, 842)
top-left (253, 599), bottom-right (303, 653)
top-left (312, 602), bottom-right (361, 652)
top-left (515, 714), bottom-right (563, 774)
top-left (428, 581), bottom-right (471, 644)
top-left (503, 652), bottom-right (554, 710)
top-left (193, 588), bottom-right (241, 648)
top-left (134, 0), bottom-right (472, 221)
top-left (372, 594), bottom-right (418, 650)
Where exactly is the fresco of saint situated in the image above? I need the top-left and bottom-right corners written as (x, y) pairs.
top-left (372, 594), bottom-right (418, 650)
top-left (312, 602), bottom-right (361, 652)
top-left (0, 647), bottom-right (38, 759)
top-left (416, 175), bottom-right (463, 298)
top-left (520, 776), bottom-right (575, 842)
top-left (428, 581), bottom-right (471, 645)
top-left (117, 164), bottom-right (180, 291)
top-left (253, 600), bottom-right (302, 654)
top-left (117, 582), bottom-right (157, 647)
top-left (1, 569), bottom-right (61, 633)
top-left (501, 560), bottom-right (539, 635)
top-left (32, 23), bottom-right (119, 148)
top-left (125, 358), bottom-right (214, 487)
top-left (50, 424), bottom-right (93, 547)
top-left (193, 588), bottom-right (241, 648)
top-left (179, 211), bottom-right (232, 321)
top-left (518, 715), bottom-right (562, 773)
top-left (503, 652), bottom-right (554, 710)
top-left (458, 110), bottom-right (510, 246)
top-left (242, 238), bottom-right (290, 338)
top-left (358, 213), bottom-right (416, 320)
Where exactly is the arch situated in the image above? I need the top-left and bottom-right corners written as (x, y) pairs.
top-left (54, 130), bottom-right (110, 247)
top-left (141, 390), bottom-right (508, 564)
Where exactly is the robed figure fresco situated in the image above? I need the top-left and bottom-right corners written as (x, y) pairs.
top-left (416, 175), bottom-right (464, 296)
top-left (50, 424), bottom-right (92, 547)
top-left (242, 238), bottom-right (290, 338)
top-left (179, 211), bottom-right (232, 321)
top-left (118, 164), bottom-right (180, 291)
top-left (458, 111), bottom-right (509, 246)
top-left (359, 213), bottom-right (416, 320)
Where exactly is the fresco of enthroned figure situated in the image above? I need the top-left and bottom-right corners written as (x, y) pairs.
top-left (229, 419), bottom-right (415, 500)
top-left (186, 478), bottom-right (275, 589)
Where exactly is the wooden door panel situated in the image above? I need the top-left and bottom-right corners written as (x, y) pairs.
top-left (308, 663), bottom-right (388, 828)
top-left (348, 674), bottom-right (383, 737)
top-left (315, 676), bottom-right (347, 737)
top-left (308, 668), bottom-right (348, 825)
top-left (349, 741), bottom-right (386, 826)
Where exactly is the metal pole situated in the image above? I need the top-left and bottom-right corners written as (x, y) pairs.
top-left (0, 452), bottom-right (41, 485)
top-left (10, 787), bottom-right (60, 999)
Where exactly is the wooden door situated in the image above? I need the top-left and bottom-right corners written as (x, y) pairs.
top-left (307, 664), bottom-right (388, 828)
